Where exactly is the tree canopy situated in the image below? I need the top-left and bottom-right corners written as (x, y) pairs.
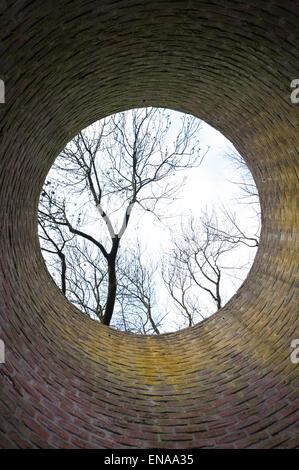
top-left (38, 107), bottom-right (260, 334)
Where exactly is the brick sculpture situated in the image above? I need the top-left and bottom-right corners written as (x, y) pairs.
top-left (0, 0), bottom-right (298, 449)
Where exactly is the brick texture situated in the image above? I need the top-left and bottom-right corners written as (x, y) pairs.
top-left (0, 0), bottom-right (298, 449)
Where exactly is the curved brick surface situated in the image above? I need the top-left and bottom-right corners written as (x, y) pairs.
top-left (0, 0), bottom-right (298, 449)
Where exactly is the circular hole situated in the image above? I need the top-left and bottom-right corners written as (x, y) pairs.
top-left (38, 107), bottom-right (260, 335)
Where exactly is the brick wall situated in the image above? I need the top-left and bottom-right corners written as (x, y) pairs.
top-left (0, 0), bottom-right (298, 449)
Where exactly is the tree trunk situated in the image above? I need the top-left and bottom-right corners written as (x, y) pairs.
top-left (59, 251), bottom-right (66, 295)
top-left (142, 298), bottom-right (160, 334)
top-left (147, 305), bottom-right (160, 334)
top-left (102, 238), bottom-right (120, 326)
top-left (216, 273), bottom-right (221, 310)
top-left (102, 261), bottom-right (117, 325)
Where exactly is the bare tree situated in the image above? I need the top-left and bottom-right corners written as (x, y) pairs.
top-left (161, 147), bottom-right (261, 328)
top-left (38, 184), bottom-right (75, 295)
top-left (224, 148), bottom-right (260, 210)
top-left (202, 147), bottom-right (261, 250)
top-left (39, 111), bottom-right (260, 334)
top-left (65, 242), bottom-right (108, 321)
top-left (38, 108), bottom-right (205, 329)
top-left (202, 205), bottom-right (260, 249)
top-left (114, 242), bottom-right (167, 334)
top-left (162, 208), bottom-right (253, 325)
top-left (162, 259), bottom-right (203, 328)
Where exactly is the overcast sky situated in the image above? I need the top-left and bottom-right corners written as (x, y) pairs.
top-left (122, 116), bottom-right (259, 260)
top-left (124, 117), bottom-right (260, 331)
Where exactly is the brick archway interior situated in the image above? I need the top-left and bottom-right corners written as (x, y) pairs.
top-left (0, 0), bottom-right (298, 449)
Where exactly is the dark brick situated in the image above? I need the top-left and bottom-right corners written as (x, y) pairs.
top-left (0, 0), bottom-right (297, 452)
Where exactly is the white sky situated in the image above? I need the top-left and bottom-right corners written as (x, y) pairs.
top-left (123, 118), bottom-right (257, 255)
top-left (122, 118), bottom-right (260, 331)
top-left (41, 110), bottom-right (260, 333)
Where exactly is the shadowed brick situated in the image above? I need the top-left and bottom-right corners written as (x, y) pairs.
top-left (0, 0), bottom-right (298, 450)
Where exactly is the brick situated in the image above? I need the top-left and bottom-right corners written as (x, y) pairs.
top-left (228, 415), bottom-right (260, 431)
top-left (255, 434), bottom-right (291, 449)
top-left (37, 414), bottom-right (70, 442)
top-left (49, 435), bottom-right (77, 449)
top-left (235, 431), bottom-right (269, 449)
top-left (21, 417), bottom-right (50, 443)
top-left (194, 429), bottom-right (227, 440)
top-left (70, 436), bottom-right (99, 449)
top-left (57, 422), bottom-right (89, 442)
top-left (0, 434), bottom-right (16, 449)
top-left (277, 405), bottom-right (299, 419)
top-left (247, 417), bottom-right (277, 435)
top-left (268, 414), bottom-right (299, 436)
top-left (215, 431), bottom-right (247, 445)
top-left (7, 430), bottom-right (32, 449)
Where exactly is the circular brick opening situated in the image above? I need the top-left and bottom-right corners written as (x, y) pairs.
top-left (0, 1), bottom-right (298, 449)
top-left (39, 109), bottom-right (261, 334)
